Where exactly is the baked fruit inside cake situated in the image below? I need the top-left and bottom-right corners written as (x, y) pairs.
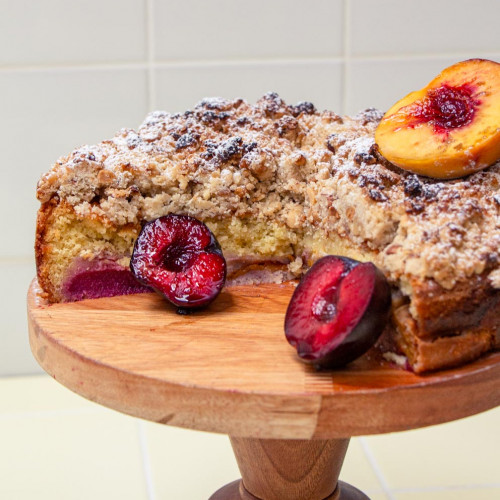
top-left (35, 91), bottom-right (500, 373)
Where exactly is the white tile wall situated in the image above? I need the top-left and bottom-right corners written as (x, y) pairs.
top-left (1, 0), bottom-right (499, 375)
top-left (154, 61), bottom-right (343, 113)
top-left (0, 260), bottom-right (38, 376)
top-left (143, 423), bottom-right (240, 499)
top-left (364, 408), bottom-right (500, 489)
top-left (0, 0), bottom-right (146, 66)
top-left (153, 0), bottom-right (344, 61)
top-left (349, 0), bottom-right (500, 57)
top-left (0, 408), bottom-right (148, 499)
top-left (0, 68), bottom-right (148, 259)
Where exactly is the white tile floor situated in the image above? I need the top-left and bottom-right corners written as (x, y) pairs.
top-left (0, 375), bottom-right (498, 499)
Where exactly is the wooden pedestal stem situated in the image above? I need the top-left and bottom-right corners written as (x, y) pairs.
top-left (209, 437), bottom-right (370, 500)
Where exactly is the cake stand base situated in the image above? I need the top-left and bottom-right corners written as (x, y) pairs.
top-left (210, 480), bottom-right (369, 500)
top-left (208, 437), bottom-right (370, 500)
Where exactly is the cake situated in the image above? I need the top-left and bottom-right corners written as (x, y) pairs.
top-left (35, 92), bottom-right (500, 373)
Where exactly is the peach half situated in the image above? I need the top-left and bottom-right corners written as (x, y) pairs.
top-left (375, 59), bottom-right (500, 179)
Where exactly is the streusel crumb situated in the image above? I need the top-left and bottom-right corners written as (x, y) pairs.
top-left (37, 93), bottom-right (500, 291)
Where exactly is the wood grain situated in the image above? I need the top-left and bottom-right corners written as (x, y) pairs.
top-left (230, 437), bottom-right (349, 500)
top-left (208, 479), bottom-right (369, 500)
top-left (28, 279), bottom-right (500, 439)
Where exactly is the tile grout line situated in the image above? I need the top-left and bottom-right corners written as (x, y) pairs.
top-left (341, 0), bottom-right (350, 115)
top-left (391, 483), bottom-right (500, 494)
top-left (2, 50), bottom-right (499, 74)
top-left (0, 57), bottom-right (344, 74)
top-left (341, 51), bottom-right (500, 63)
top-left (0, 61), bottom-right (151, 73)
top-left (137, 420), bottom-right (157, 500)
top-left (145, 0), bottom-right (156, 111)
top-left (0, 256), bottom-right (34, 264)
top-left (358, 437), bottom-right (396, 500)
top-left (0, 407), bottom-right (105, 420)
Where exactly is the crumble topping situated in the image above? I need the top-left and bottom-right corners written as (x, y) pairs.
top-left (489, 269), bottom-right (500, 289)
top-left (37, 93), bottom-right (500, 291)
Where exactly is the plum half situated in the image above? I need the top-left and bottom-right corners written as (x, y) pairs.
top-left (284, 256), bottom-right (391, 369)
top-left (130, 214), bottom-right (226, 312)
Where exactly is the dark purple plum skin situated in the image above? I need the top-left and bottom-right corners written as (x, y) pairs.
top-left (285, 256), bottom-right (391, 369)
top-left (312, 265), bottom-right (391, 369)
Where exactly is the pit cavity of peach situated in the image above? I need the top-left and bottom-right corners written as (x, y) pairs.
top-left (407, 83), bottom-right (481, 137)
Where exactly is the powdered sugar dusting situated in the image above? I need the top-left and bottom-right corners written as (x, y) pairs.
top-left (36, 94), bottom-right (500, 293)
top-left (489, 269), bottom-right (500, 289)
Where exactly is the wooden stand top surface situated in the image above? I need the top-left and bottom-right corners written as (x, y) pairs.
top-left (28, 279), bottom-right (500, 439)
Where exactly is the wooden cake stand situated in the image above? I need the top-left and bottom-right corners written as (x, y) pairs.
top-left (27, 279), bottom-right (500, 500)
